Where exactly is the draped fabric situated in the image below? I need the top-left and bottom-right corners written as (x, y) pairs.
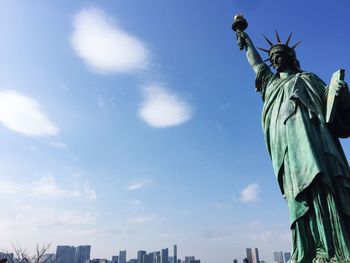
top-left (256, 63), bottom-right (350, 262)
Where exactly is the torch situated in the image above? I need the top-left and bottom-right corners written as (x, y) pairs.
top-left (232, 14), bottom-right (248, 50)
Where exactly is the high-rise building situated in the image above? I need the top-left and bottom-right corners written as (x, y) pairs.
top-left (284, 252), bottom-right (291, 263)
top-left (143, 253), bottom-right (153, 263)
top-left (143, 251), bottom-right (160, 263)
top-left (112, 255), bottom-right (119, 263)
top-left (40, 254), bottom-right (55, 263)
top-left (273, 251), bottom-right (284, 263)
top-left (137, 251), bottom-right (146, 263)
top-left (88, 259), bottom-right (108, 263)
top-left (173, 245), bottom-right (177, 263)
top-left (246, 248), bottom-right (259, 263)
top-left (119, 251), bottom-right (127, 263)
top-left (75, 245), bottom-right (91, 263)
top-left (155, 252), bottom-right (161, 263)
top-left (0, 253), bottom-right (13, 262)
top-left (161, 249), bottom-right (168, 263)
top-left (185, 256), bottom-right (195, 263)
top-left (246, 248), bottom-right (252, 263)
top-left (233, 260), bottom-right (238, 263)
top-left (56, 246), bottom-right (76, 263)
top-left (189, 260), bottom-right (200, 263)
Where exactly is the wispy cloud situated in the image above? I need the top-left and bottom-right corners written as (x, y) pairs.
top-left (97, 96), bottom-right (106, 110)
top-left (0, 90), bottom-right (58, 136)
top-left (0, 175), bottom-right (96, 201)
top-left (83, 183), bottom-right (97, 201)
top-left (49, 141), bottom-right (68, 149)
top-left (210, 201), bottom-right (233, 209)
top-left (139, 85), bottom-right (193, 128)
top-left (30, 176), bottom-right (79, 198)
top-left (71, 7), bottom-right (149, 74)
top-left (127, 179), bottom-right (153, 191)
top-left (0, 208), bottom-right (95, 231)
top-left (239, 183), bottom-right (260, 203)
top-left (77, 227), bottom-right (123, 236)
top-left (251, 231), bottom-right (273, 243)
top-left (203, 229), bottom-right (233, 241)
top-left (128, 214), bottom-right (157, 224)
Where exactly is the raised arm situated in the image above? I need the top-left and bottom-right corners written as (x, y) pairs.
top-left (236, 31), bottom-right (264, 74)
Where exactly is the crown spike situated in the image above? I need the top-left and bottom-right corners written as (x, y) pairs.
top-left (263, 35), bottom-right (273, 46)
top-left (291, 40), bottom-right (302, 49)
top-left (258, 47), bottom-right (270, 53)
top-left (263, 58), bottom-right (270, 63)
top-left (268, 63), bottom-right (273, 68)
top-left (275, 31), bottom-right (281, 43)
top-left (285, 32), bottom-right (293, 46)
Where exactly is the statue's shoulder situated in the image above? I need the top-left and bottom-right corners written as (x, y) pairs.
top-left (300, 71), bottom-right (327, 88)
top-left (299, 71), bottom-right (326, 85)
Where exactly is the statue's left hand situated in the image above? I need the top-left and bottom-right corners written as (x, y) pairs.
top-left (335, 80), bottom-right (350, 110)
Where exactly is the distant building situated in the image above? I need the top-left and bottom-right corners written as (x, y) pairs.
top-left (189, 260), bottom-right (200, 263)
top-left (75, 245), bottom-right (91, 263)
top-left (40, 254), bottom-right (55, 263)
top-left (233, 260), bottom-right (238, 263)
top-left (155, 252), bottom-right (161, 263)
top-left (284, 252), bottom-right (291, 263)
top-left (144, 254), bottom-right (154, 263)
top-left (88, 259), bottom-right (108, 263)
top-left (273, 251), bottom-right (284, 263)
top-left (56, 246), bottom-right (76, 263)
top-left (246, 248), bottom-right (259, 263)
top-left (119, 251), bottom-right (127, 263)
top-left (147, 251), bottom-right (160, 263)
top-left (111, 256), bottom-right (119, 263)
top-left (0, 253), bottom-right (14, 262)
top-left (128, 260), bottom-right (137, 263)
top-left (173, 245), bottom-right (177, 263)
top-left (137, 251), bottom-right (146, 263)
top-left (185, 257), bottom-right (195, 263)
top-left (161, 249), bottom-right (168, 263)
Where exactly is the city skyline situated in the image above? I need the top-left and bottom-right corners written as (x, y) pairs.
top-left (0, 1), bottom-right (350, 263)
top-left (1, 245), bottom-right (292, 263)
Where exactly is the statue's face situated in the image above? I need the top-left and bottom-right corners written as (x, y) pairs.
top-left (271, 51), bottom-right (292, 72)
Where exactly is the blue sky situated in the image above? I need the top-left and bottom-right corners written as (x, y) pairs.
top-left (0, 1), bottom-right (350, 262)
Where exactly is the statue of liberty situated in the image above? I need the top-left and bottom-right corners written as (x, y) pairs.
top-left (233, 15), bottom-right (350, 263)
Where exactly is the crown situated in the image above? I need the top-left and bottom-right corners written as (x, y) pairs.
top-left (258, 31), bottom-right (301, 63)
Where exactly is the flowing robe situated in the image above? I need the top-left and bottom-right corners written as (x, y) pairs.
top-left (256, 63), bottom-right (350, 261)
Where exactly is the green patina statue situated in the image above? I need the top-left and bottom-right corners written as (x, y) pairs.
top-left (233, 15), bottom-right (350, 263)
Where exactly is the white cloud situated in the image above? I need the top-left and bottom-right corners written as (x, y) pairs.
top-left (71, 7), bottom-right (149, 74)
top-left (0, 175), bottom-right (96, 201)
top-left (0, 90), bottom-right (58, 136)
top-left (239, 183), bottom-right (260, 203)
top-left (139, 85), bottom-right (193, 128)
top-left (127, 179), bottom-right (153, 191)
